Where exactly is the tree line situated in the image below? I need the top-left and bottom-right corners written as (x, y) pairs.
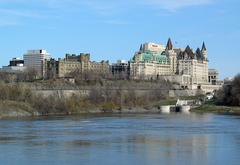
top-left (215, 74), bottom-right (240, 106)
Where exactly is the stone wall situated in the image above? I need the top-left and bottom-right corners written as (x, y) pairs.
top-left (169, 89), bottom-right (204, 98)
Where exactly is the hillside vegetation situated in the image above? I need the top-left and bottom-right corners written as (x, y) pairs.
top-left (0, 78), bottom-right (172, 117)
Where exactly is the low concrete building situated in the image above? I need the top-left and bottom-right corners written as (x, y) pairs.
top-left (1, 57), bottom-right (26, 73)
top-left (208, 69), bottom-right (219, 85)
top-left (1, 65), bottom-right (26, 73)
top-left (112, 60), bottom-right (130, 79)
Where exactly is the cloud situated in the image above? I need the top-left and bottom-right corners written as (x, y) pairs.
top-left (3, 0), bottom-right (212, 13)
top-left (142, 0), bottom-right (214, 11)
top-left (0, 9), bottom-right (43, 18)
top-left (73, 0), bottom-right (214, 13)
top-left (0, 0), bottom-right (214, 27)
top-left (0, 0), bottom-right (62, 27)
top-left (0, 0), bottom-right (215, 14)
top-left (0, 20), bottom-right (18, 27)
top-left (101, 20), bottom-right (129, 25)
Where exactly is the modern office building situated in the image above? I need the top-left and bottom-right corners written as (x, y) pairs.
top-left (208, 69), bottom-right (219, 85)
top-left (23, 49), bottom-right (51, 78)
top-left (9, 58), bottom-right (24, 66)
top-left (1, 57), bottom-right (26, 73)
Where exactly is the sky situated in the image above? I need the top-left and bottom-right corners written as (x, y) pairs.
top-left (0, 0), bottom-right (239, 79)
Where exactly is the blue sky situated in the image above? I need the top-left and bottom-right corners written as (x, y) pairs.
top-left (0, 0), bottom-right (239, 79)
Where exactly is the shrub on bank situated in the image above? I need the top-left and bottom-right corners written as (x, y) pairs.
top-left (100, 102), bottom-right (118, 112)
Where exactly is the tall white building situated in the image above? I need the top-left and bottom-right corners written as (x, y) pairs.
top-left (24, 49), bottom-right (51, 78)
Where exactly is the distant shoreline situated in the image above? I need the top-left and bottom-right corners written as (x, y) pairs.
top-left (1, 100), bottom-right (240, 119)
top-left (192, 104), bottom-right (240, 115)
top-left (0, 100), bottom-right (165, 119)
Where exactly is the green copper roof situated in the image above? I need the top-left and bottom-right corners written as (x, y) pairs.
top-left (135, 50), bottom-right (170, 64)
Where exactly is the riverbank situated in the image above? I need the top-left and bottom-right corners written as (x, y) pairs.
top-left (0, 101), bottom-right (39, 118)
top-left (192, 104), bottom-right (240, 114)
top-left (0, 98), bottom-right (179, 118)
top-left (0, 102), bottom-right (166, 119)
top-left (0, 96), bottom-right (235, 118)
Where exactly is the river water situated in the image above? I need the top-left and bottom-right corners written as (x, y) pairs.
top-left (0, 113), bottom-right (240, 165)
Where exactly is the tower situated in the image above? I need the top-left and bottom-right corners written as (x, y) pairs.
top-left (166, 38), bottom-right (177, 74)
top-left (139, 44), bottom-right (143, 52)
top-left (201, 42), bottom-right (207, 60)
top-left (23, 49), bottom-right (51, 78)
top-left (166, 38), bottom-right (173, 50)
top-left (196, 48), bottom-right (202, 60)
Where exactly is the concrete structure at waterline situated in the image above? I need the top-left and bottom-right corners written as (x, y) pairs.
top-left (160, 99), bottom-right (195, 114)
top-left (160, 106), bottom-right (171, 114)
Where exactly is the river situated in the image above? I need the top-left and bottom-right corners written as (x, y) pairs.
top-left (0, 113), bottom-right (240, 165)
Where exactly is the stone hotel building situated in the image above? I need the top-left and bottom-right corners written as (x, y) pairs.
top-left (130, 38), bottom-right (209, 86)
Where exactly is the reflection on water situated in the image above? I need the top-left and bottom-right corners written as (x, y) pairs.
top-left (0, 113), bottom-right (240, 165)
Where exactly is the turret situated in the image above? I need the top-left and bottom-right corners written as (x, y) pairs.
top-left (139, 44), bottom-right (143, 52)
top-left (164, 38), bottom-right (177, 74)
top-left (166, 38), bottom-right (173, 50)
top-left (201, 42), bottom-right (206, 51)
top-left (185, 45), bottom-right (194, 59)
top-left (201, 42), bottom-right (207, 60)
top-left (196, 48), bottom-right (202, 60)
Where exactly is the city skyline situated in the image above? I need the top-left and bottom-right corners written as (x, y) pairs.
top-left (1, 0), bottom-right (240, 79)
